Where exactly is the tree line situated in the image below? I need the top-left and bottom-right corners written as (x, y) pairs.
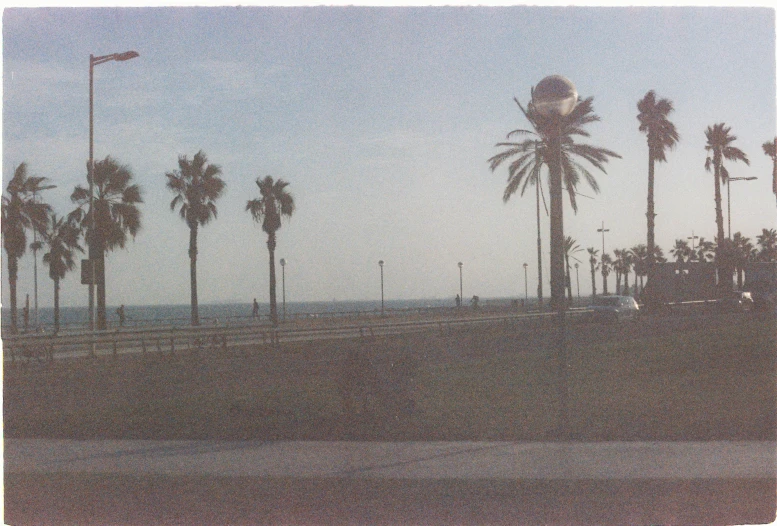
top-left (2, 150), bottom-right (294, 333)
top-left (490, 88), bottom-right (777, 304)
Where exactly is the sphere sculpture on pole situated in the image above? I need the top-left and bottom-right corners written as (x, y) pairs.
top-left (531, 75), bottom-right (578, 312)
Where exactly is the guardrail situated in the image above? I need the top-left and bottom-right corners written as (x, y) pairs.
top-left (3, 309), bottom-right (582, 364)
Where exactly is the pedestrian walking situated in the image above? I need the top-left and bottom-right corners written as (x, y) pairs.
top-left (116, 305), bottom-right (126, 327)
top-left (252, 298), bottom-right (259, 319)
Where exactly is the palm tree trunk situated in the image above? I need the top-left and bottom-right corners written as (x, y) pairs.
top-left (268, 231), bottom-right (278, 326)
top-left (602, 271), bottom-right (609, 295)
top-left (548, 137), bottom-right (565, 312)
top-left (624, 270), bottom-right (630, 296)
top-left (189, 223), bottom-right (199, 326)
top-left (8, 256), bottom-right (18, 333)
top-left (714, 158), bottom-right (729, 294)
top-left (590, 264), bottom-right (596, 298)
top-left (54, 277), bottom-right (60, 333)
top-left (647, 153), bottom-right (656, 270)
top-left (565, 256), bottom-right (573, 304)
top-left (536, 176), bottom-right (543, 308)
top-left (615, 271), bottom-right (621, 295)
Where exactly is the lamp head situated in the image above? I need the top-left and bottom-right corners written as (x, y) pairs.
top-left (114, 51), bottom-right (139, 61)
top-left (280, 258), bottom-right (285, 267)
top-left (532, 75), bottom-right (578, 117)
top-left (379, 260), bottom-right (384, 267)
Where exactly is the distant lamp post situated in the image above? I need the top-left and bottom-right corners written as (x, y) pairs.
top-left (379, 260), bottom-right (385, 316)
top-left (727, 177), bottom-right (757, 239)
top-left (458, 261), bottom-right (463, 307)
top-left (597, 221), bottom-right (610, 290)
top-left (88, 50), bottom-right (139, 331)
top-left (279, 258), bottom-right (286, 322)
top-left (687, 231), bottom-right (699, 252)
top-left (523, 262), bottom-right (529, 302)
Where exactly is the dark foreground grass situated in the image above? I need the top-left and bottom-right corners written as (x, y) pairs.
top-left (5, 473), bottom-right (775, 526)
top-left (4, 314), bottom-right (775, 441)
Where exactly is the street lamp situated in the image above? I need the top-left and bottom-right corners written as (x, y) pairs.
top-left (727, 177), bottom-right (757, 239)
top-left (379, 260), bottom-right (384, 316)
top-left (574, 262), bottom-right (580, 302)
top-left (458, 262), bottom-right (463, 307)
top-left (597, 221), bottom-right (609, 295)
top-left (532, 75), bottom-right (577, 439)
top-left (523, 263), bottom-right (529, 303)
top-left (532, 75), bottom-right (578, 312)
top-left (280, 258), bottom-right (286, 322)
top-left (687, 231), bottom-right (699, 252)
top-left (88, 50), bottom-right (139, 331)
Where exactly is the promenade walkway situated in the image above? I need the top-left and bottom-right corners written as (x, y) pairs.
top-left (5, 439), bottom-right (776, 524)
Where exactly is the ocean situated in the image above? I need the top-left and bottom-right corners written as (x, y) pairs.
top-left (2, 297), bottom-right (514, 332)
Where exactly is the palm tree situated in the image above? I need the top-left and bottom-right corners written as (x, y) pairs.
top-left (637, 90), bottom-right (680, 271)
top-left (756, 228), bottom-right (777, 262)
top-left (563, 236), bottom-right (582, 303)
top-left (41, 213), bottom-right (82, 332)
top-left (587, 247), bottom-right (599, 298)
top-left (1, 163), bottom-right (52, 333)
top-left (704, 124), bottom-right (750, 292)
top-left (763, 138), bottom-right (776, 204)
top-left (491, 94), bottom-right (620, 310)
top-left (670, 239), bottom-right (692, 263)
top-left (731, 232), bottom-right (754, 289)
top-left (630, 244), bottom-right (647, 297)
top-left (612, 248), bottom-right (624, 295)
top-left (246, 176), bottom-right (295, 326)
top-left (600, 253), bottom-right (612, 295)
top-left (70, 156), bottom-right (142, 330)
top-left (166, 150), bottom-right (226, 326)
top-left (695, 237), bottom-right (716, 262)
top-left (488, 105), bottom-right (551, 308)
top-left (621, 250), bottom-right (634, 296)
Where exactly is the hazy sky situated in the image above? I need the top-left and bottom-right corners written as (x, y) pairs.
top-left (2, 5), bottom-right (776, 308)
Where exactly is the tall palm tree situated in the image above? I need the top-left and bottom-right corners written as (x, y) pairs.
top-left (70, 156), bottom-right (142, 330)
top-left (563, 236), bottom-right (582, 303)
top-left (166, 150), bottom-right (226, 326)
top-left (704, 124), bottom-right (749, 292)
top-left (670, 239), bottom-right (692, 263)
top-left (756, 228), bottom-right (777, 262)
top-left (491, 94), bottom-right (620, 310)
top-left (587, 247), bottom-right (599, 298)
top-left (1, 163), bottom-right (52, 333)
top-left (637, 91), bottom-right (680, 272)
top-left (763, 138), bottom-right (776, 204)
top-left (488, 105), bottom-right (551, 308)
top-left (731, 232), bottom-right (754, 289)
top-left (621, 249), bottom-right (634, 296)
top-left (246, 176), bottom-right (295, 326)
top-left (41, 213), bottom-right (82, 333)
top-left (600, 253), bottom-right (612, 295)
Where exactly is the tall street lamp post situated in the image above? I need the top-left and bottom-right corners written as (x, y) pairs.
top-left (532, 75), bottom-right (578, 439)
top-left (727, 177), bottom-right (757, 239)
top-left (597, 221), bottom-right (609, 290)
top-left (280, 258), bottom-right (286, 322)
top-left (458, 261), bottom-right (463, 307)
top-left (379, 260), bottom-right (384, 316)
top-left (88, 51), bottom-right (139, 331)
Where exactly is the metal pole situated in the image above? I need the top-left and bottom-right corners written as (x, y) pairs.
top-left (89, 55), bottom-right (95, 333)
top-left (727, 180), bottom-right (731, 240)
top-left (282, 263), bottom-right (286, 322)
top-left (458, 263), bottom-right (463, 306)
top-left (524, 264), bottom-right (528, 301)
top-left (380, 263), bottom-right (384, 316)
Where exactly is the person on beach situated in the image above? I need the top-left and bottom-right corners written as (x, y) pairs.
top-left (252, 298), bottom-right (259, 319)
top-left (455, 294), bottom-right (461, 307)
top-left (116, 305), bottom-right (125, 327)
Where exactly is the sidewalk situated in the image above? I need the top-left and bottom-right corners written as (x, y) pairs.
top-left (6, 439), bottom-right (775, 479)
top-left (5, 440), bottom-right (775, 525)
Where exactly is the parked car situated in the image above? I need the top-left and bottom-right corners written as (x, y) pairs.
top-left (587, 295), bottom-right (640, 323)
top-left (718, 291), bottom-right (754, 312)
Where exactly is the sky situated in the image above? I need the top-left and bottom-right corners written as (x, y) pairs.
top-left (2, 5), bottom-right (776, 309)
